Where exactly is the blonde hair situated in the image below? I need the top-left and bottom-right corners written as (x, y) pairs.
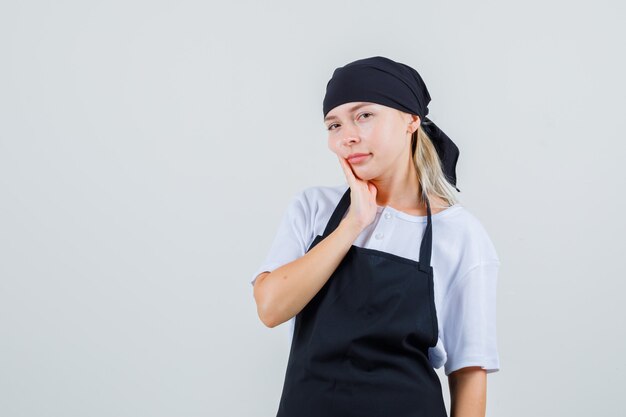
top-left (411, 123), bottom-right (460, 209)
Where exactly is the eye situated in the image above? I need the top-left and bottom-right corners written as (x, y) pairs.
top-left (327, 112), bottom-right (372, 131)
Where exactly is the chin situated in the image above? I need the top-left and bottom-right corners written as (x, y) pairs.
top-left (352, 169), bottom-right (377, 181)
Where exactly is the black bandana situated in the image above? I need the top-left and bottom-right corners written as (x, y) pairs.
top-left (323, 56), bottom-right (461, 192)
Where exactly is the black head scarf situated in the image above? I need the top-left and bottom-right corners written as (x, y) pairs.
top-left (323, 56), bottom-right (461, 192)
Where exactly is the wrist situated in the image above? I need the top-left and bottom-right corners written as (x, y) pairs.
top-left (338, 217), bottom-right (364, 239)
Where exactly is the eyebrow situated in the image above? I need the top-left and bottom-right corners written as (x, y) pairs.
top-left (324, 103), bottom-right (373, 122)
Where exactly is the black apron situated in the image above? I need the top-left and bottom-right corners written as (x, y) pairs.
top-left (276, 187), bottom-right (448, 417)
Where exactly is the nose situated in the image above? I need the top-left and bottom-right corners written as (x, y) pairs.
top-left (340, 123), bottom-right (360, 146)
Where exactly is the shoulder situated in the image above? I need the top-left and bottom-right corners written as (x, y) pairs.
top-left (435, 203), bottom-right (501, 265)
top-left (296, 182), bottom-right (347, 215)
top-left (433, 205), bottom-right (501, 319)
top-left (291, 183), bottom-right (348, 237)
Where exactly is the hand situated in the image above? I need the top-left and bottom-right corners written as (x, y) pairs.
top-left (337, 155), bottom-right (378, 231)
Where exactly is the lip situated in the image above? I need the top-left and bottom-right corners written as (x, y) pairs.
top-left (346, 153), bottom-right (372, 164)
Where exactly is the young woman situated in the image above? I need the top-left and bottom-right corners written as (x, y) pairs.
top-left (251, 56), bottom-right (500, 417)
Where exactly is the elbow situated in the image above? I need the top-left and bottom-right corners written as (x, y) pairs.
top-left (252, 273), bottom-right (281, 328)
top-left (257, 301), bottom-right (281, 329)
top-left (255, 294), bottom-right (278, 328)
top-left (259, 309), bottom-right (279, 328)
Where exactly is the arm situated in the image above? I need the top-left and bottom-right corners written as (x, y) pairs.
top-left (448, 366), bottom-right (487, 417)
top-left (252, 217), bottom-right (363, 328)
top-left (442, 260), bottom-right (500, 416)
top-left (253, 155), bottom-right (379, 328)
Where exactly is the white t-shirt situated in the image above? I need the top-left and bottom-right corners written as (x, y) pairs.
top-left (250, 183), bottom-right (501, 376)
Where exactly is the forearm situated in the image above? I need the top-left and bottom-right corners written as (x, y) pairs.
top-left (255, 218), bottom-right (362, 328)
top-left (448, 367), bottom-right (487, 417)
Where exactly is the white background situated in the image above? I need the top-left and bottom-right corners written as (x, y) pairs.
top-left (1, 1), bottom-right (624, 416)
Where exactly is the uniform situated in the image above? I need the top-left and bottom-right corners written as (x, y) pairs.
top-left (250, 183), bottom-right (501, 416)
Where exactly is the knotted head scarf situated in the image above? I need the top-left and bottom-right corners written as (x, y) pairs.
top-left (323, 56), bottom-right (461, 192)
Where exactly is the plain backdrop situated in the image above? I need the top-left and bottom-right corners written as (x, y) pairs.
top-left (1, 1), bottom-right (625, 416)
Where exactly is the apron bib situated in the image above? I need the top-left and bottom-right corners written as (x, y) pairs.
top-left (276, 187), bottom-right (448, 417)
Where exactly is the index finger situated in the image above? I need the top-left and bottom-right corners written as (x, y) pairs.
top-left (337, 154), bottom-right (357, 188)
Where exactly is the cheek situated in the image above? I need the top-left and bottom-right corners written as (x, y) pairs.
top-left (378, 125), bottom-right (404, 149)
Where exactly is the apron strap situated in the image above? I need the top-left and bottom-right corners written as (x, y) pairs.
top-left (322, 187), bottom-right (433, 271)
top-left (322, 187), bottom-right (352, 238)
top-left (418, 195), bottom-right (432, 272)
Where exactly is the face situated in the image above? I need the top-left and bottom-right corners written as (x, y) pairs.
top-left (324, 102), bottom-right (419, 180)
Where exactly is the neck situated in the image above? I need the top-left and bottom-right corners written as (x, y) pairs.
top-left (370, 154), bottom-right (423, 210)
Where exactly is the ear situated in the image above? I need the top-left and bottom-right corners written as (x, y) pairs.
top-left (407, 114), bottom-right (421, 134)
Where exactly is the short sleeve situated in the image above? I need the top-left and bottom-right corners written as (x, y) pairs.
top-left (249, 189), bottom-right (313, 286)
top-left (441, 261), bottom-right (501, 376)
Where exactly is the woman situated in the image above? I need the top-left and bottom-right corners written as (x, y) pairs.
top-left (251, 56), bottom-right (500, 417)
